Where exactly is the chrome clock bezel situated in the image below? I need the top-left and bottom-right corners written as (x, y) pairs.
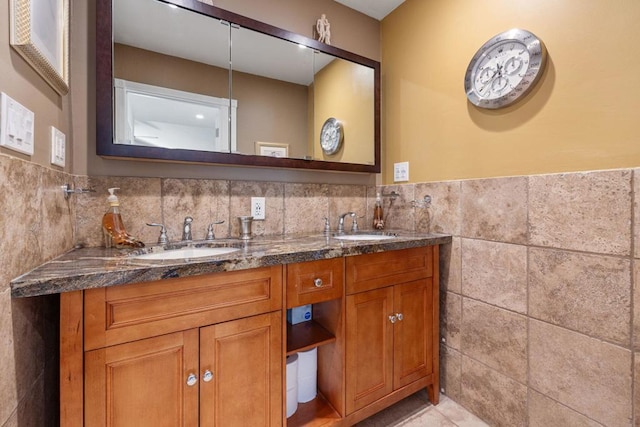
top-left (320, 117), bottom-right (343, 155)
top-left (464, 28), bottom-right (547, 109)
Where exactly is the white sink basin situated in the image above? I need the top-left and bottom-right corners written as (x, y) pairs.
top-left (131, 247), bottom-right (240, 260)
top-left (333, 234), bottom-right (396, 241)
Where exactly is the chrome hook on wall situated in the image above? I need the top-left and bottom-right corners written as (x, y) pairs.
top-left (61, 184), bottom-right (96, 200)
top-left (411, 195), bottom-right (432, 208)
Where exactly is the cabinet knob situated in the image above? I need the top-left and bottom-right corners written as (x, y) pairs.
top-left (314, 278), bottom-right (323, 287)
top-left (202, 370), bottom-right (213, 383)
top-left (388, 315), bottom-right (397, 324)
top-left (186, 373), bottom-right (198, 387)
top-left (396, 313), bottom-right (404, 321)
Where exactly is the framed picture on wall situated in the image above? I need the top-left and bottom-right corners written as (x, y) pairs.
top-left (10, 0), bottom-right (70, 95)
top-left (255, 141), bottom-right (289, 158)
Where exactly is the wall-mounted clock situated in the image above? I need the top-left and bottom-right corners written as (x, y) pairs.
top-left (464, 28), bottom-right (547, 109)
top-left (320, 117), bottom-right (343, 155)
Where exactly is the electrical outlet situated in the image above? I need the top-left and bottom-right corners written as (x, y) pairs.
top-left (251, 197), bottom-right (266, 220)
top-left (394, 161), bottom-right (409, 182)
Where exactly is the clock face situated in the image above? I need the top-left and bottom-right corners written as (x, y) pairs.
top-left (465, 29), bottom-right (547, 109)
top-left (320, 118), bottom-right (343, 155)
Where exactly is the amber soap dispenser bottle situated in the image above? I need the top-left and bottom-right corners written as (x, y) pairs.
top-left (372, 192), bottom-right (385, 230)
top-left (102, 188), bottom-right (144, 249)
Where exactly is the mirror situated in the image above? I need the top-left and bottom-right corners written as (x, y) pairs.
top-left (97, 0), bottom-right (380, 173)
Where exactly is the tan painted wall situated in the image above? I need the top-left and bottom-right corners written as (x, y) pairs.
top-left (314, 59), bottom-right (375, 164)
top-left (0, 0), bottom-right (71, 170)
top-left (381, 0), bottom-right (640, 183)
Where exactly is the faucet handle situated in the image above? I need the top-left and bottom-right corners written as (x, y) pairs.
top-left (146, 223), bottom-right (168, 245)
top-left (323, 217), bottom-right (331, 234)
top-left (205, 221), bottom-right (225, 241)
top-left (351, 214), bottom-right (363, 233)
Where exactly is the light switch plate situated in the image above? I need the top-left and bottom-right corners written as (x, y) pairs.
top-left (50, 126), bottom-right (66, 167)
top-left (0, 92), bottom-right (35, 155)
top-left (394, 161), bottom-right (409, 182)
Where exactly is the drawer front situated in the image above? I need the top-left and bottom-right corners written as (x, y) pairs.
top-left (286, 258), bottom-right (344, 308)
top-left (346, 246), bottom-right (434, 295)
top-left (84, 266), bottom-right (283, 350)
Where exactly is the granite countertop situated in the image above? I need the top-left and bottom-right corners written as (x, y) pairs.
top-left (10, 231), bottom-right (451, 298)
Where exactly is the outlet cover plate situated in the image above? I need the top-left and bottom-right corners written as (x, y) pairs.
top-left (251, 197), bottom-right (266, 220)
top-left (50, 126), bottom-right (66, 167)
top-left (394, 161), bottom-right (409, 182)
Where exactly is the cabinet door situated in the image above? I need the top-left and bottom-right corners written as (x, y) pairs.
top-left (199, 312), bottom-right (282, 427)
top-left (393, 278), bottom-right (433, 389)
top-left (345, 287), bottom-right (394, 414)
top-left (85, 330), bottom-right (199, 427)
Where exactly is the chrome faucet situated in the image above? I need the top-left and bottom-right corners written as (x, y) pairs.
top-left (182, 216), bottom-right (193, 241)
top-left (337, 212), bottom-right (359, 234)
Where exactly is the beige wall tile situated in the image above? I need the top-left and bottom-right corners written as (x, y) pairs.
top-left (40, 168), bottom-right (75, 260)
top-left (328, 184), bottom-right (367, 232)
top-left (460, 356), bottom-right (527, 427)
top-left (635, 261), bottom-right (640, 351)
top-left (0, 156), bottom-right (45, 291)
top-left (441, 292), bottom-right (461, 350)
top-left (374, 184), bottom-right (415, 231)
top-left (634, 169), bottom-right (640, 259)
top-left (460, 176), bottom-right (528, 244)
top-left (440, 237), bottom-right (461, 294)
top-left (284, 183), bottom-right (329, 234)
top-left (0, 290), bottom-right (18, 424)
top-left (635, 354), bottom-right (640, 427)
top-left (162, 178), bottom-right (229, 240)
top-left (415, 180), bottom-right (461, 235)
top-left (461, 299), bottom-right (527, 382)
top-left (530, 320), bottom-right (632, 426)
top-left (529, 390), bottom-right (603, 427)
top-left (530, 248), bottom-right (631, 345)
top-left (440, 345), bottom-right (462, 402)
top-left (461, 239), bottom-right (527, 313)
top-left (529, 170), bottom-right (632, 255)
top-left (229, 181), bottom-right (284, 237)
top-left (77, 176), bottom-right (162, 246)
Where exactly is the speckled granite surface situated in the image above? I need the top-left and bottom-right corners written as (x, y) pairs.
top-left (11, 232), bottom-right (451, 298)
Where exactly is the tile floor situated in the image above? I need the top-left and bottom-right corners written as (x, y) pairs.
top-left (356, 391), bottom-right (489, 426)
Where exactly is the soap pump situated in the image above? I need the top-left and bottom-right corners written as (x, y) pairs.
top-left (102, 188), bottom-right (144, 249)
top-left (372, 192), bottom-right (385, 230)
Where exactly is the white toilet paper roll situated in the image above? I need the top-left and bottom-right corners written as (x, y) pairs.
top-left (297, 347), bottom-right (317, 403)
top-left (286, 355), bottom-right (299, 417)
top-left (297, 347), bottom-right (317, 376)
top-left (286, 388), bottom-right (298, 418)
top-left (286, 354), bottom-right (298, 391)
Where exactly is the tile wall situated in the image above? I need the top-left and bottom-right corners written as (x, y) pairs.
top-left (3, 157), bottom-right (639, 426)
top-left (0, 154), bottom-right (77, 426)
top-left (426, 169), bottom-right (636, 427)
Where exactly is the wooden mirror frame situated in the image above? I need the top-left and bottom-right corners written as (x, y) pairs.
top-left (96, 0), bottom-right (381, 173)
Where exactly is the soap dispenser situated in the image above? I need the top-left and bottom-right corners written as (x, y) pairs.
top-left (372, 192), bottom-right (385, 230)
top-left (102, 188), bottom-right (144, 248)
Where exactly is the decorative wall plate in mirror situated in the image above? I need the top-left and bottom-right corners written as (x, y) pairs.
top-left (96, 0), bottom-right (380, 173)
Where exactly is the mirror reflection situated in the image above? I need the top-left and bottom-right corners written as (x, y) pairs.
top-left (107, 0), bottom-right (379, 168)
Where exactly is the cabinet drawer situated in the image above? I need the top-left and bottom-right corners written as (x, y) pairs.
top-left (346, 246), bottom-right (434, 295)
top-left (286, 258), bottom-right (344, 308)
top-left (84, 266), bottom-right (282, 350)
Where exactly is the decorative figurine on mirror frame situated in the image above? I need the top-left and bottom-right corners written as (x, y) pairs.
top-left (316, 14), bottom-right (331, 45)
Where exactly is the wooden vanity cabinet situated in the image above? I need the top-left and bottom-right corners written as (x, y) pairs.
top-left (344, 246), bottom-right (439, 422)
top-left (82, 266), bottom-right (283, 427)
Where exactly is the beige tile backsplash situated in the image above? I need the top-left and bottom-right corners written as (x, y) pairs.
top-left (3, 160), bottom-right (640, 426)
